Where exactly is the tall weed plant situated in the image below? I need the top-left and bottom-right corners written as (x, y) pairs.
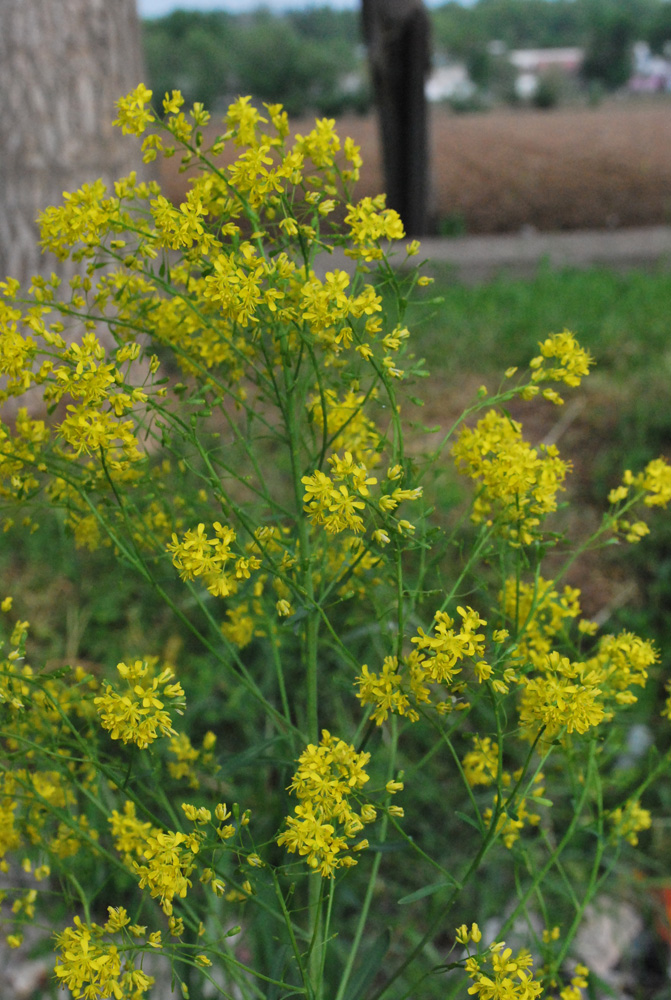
top-left (1, 86), bottom-right (670, 1000)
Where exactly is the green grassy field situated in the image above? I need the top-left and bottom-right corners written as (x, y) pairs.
top-left (410, 261), bottom-right (671, 679)
top-left (414, 264), bottom-right (671, 382)
top-left (411, 263), bottom-right (671, 474)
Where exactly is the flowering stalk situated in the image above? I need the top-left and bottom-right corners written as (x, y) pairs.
top-left (0, 84), bottom-right (669, 1000)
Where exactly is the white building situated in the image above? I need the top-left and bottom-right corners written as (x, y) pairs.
top-left (508, 47), bottom-right (584, 75)
top-left (508, 47), bottom-right (583, 99)
top-left (629, 41), bottom-right (671, 92)
top-left (425, 63), bottom-right (475, 102)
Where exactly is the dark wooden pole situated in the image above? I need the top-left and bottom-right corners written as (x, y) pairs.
top-left (362, 0), bottom-right (432, 236)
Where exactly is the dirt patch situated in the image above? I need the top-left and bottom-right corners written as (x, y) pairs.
top-left (159, 98), bottom-right (671, 235)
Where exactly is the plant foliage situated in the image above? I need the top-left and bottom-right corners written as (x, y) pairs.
top-left (0, 85), bottom-right (670, 999)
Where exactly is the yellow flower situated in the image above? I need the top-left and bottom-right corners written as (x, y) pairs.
top-left (609, 799), bottom-right (652, 846)
top-left (344, 195), bottom-right (404, 261)
top-left (163, 89), bottom-right (185, 115)
top-left (278, 731), bottom-right (373, 876)
top-left (134, 829), bottom-right (199, 913)
top-left (355, 657), bottom-right (418, 725)
top-left (529, 330), bottom-right (594, 396)
top-left (94, 659), bottom-right (184, 750)
top-left (466, 943), bottom-right (542, 999)
top-left (462, 737), bottom-right (499, 787)
top-left (54, 915), bottom-right (155, 998)
top-left (453, 410), bottom-right (570, 545)
top-left (113, 83), bottom-right (155, 136)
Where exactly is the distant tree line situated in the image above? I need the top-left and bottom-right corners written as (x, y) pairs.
top-left (433, 0), bottom-right (668, 54)
top-left (141, 0), bottom-right (671, 115)
top-left (433, 0), bottom-right (671, 92)
top-left (141, 7), bottom-right (368, 117)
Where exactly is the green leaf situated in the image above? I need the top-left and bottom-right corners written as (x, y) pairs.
top-left (40, 665), bottom-right (74, 680)
top-left (265, 944), bottom-right (290, 1000)
top-left (367, 840), bottom-right (408, 854)
top-left (587, 970), bottom-right (618, 999)
top-left (343, 928), bottom-right (390, 1000)
top-left (455, 810), bottom-right (482, 832)
top-left (397, 879), bottom-right (456, 905)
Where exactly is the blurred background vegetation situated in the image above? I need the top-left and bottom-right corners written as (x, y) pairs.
top-left (142, 6), bottom-right (367, 117)
top-left (140, 0), bottom-right (671, 116)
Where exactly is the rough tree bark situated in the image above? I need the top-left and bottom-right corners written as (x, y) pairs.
top-left (361, 0), bottom-right (432, 236)
top-left (0, 0), bottom-right (147, 285)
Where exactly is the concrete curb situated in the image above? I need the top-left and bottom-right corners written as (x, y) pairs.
top-left (316, 226), bottom-right (671, 284)
top-left (417, 225), bottom-right (671, 283)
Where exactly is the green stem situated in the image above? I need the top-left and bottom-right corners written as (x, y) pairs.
top-left (308, 875), bottom-right (324, 1000)
top-left (335, 715), bottom-right (400, 1000)
top-left (497, 739), bottom-right (598, 943)
top-left (272, 871), bottom-right (312, 998)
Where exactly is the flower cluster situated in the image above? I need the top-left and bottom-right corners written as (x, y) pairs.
top-left (518, 651), bottom-right (606, 739)
top-left (356, 605), bottom-right (488, 723)
top-left (302, 454), bottom-right (422, 539)
top-left (462, 736), bottom-right (499, 787)
top-left (608, 798), bottom-right (652, 846)
top-left (277, 730), bottom-right (375, 876)
top-left (302, 465), bottom-right (369, 535)
top-left (134, 828), bottom-right (200, 915)
top-left (167, 521), bottom-right (260, 598)
top-left (608, 456), bottom-right (671, 542)
top-left (465, 941), bottom-right (543, 1000)
top-left (527, 329), bottom-right (594, 404)
top-left (94, 658), bottom-right (185, 749)
top-left (343, 195), bottom-right (405, 261)
top-left (109, 798), bottom-right (232, 914)
top-left (497, 576), bottom-right (657, 740)
top-left (452, 410), bottom-right (570, 545)
top-left (54, 913), bottom-right (155, 999)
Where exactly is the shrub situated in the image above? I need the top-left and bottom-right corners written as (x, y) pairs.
top-left (532, 71), bottom-right (563, 110)
top-left (0, 84), bottom-right (670, 1000)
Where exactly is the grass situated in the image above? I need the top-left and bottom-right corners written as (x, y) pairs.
top-left (413, 263), bottom-right (671, 383)
top-left (409, 267), bottom-right (671, 920)
top-left (409, 260), bottom-right (671, 706)
top-left (409, 262), bottom-right (671, 478)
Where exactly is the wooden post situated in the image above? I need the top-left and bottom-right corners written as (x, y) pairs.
top-left (362, 0), bottom-right (432, 236)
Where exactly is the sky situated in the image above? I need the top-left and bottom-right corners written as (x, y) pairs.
top-left (138, 0), bottom-right (452, 17)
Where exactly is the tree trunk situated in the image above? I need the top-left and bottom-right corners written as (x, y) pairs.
top-left (0, 0), bottom-right (147, 285)
top-left (362, 0), bottom-right (432, 236)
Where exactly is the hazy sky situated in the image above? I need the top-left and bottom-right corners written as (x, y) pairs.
top-left (138, 0), bottom-right (450, 17)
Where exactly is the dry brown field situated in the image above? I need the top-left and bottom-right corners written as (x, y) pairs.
top-left (160, 97), bottom-right (671, 234)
